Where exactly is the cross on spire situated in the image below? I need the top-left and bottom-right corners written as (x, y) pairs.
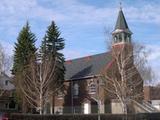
top-left (119, 1), bottom-right (122, 10)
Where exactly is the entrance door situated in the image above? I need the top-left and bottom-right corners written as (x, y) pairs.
top-left (105, 99), bottom-right (111, 113)
top-left (91, 101), bottom-right (98, 113)
top-left (84, 103), bottom-right (89, 114)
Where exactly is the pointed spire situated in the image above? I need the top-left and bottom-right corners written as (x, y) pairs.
top-left (115, 8), bottom-right (128, 30)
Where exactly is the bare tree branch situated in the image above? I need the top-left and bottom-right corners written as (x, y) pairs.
top-left (19, 54), bottom-right (63, 114)
top-left (101, 43), bottom-right (153, 114)
top-left (0, 44), bottom-right (12, 97)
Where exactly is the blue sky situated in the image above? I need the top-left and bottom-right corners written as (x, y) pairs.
top-left (0, 0), bottom-right (160, 81)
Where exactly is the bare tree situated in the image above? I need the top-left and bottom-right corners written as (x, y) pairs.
top-left (0, 44), bottom-right (4, 96)
top-left (101, 43), bottom-right (152, 114)
top-left (0, 44), bottom-right (5, 74)
top-left (19, 54), bottom-right (62, 114)
top-left (133, 43), bottom-right (154, 85)
top-left (104, 27), bottom-right (112, 50)
top-left (0, 44), bottom-right (12, 96)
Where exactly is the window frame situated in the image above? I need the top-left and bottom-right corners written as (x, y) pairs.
top-left (73, 83), bottom-right (79, 98)
top-left (57, 90), bottom-right (64, 99)
top-left (88, 80), bottom-right (96, 94)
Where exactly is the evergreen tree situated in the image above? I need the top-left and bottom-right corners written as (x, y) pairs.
top-left (12, 22), bottom-right (37, 112)
top-left (40, 21), bottom-right (65, 83)
top-left (12, 22), bottom-right (37, 74)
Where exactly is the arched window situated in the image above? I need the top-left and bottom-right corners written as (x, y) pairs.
top-left (114, 36), bottom-right (117, 43)
top-left (57, 90), bottom-right (64, 99)
top-left (89, 81), bottom-right (96, 94)
top-left (127, 35), bottom-right (131, 42)
top-left (124, 34), bottom-right (127, 42)
top-left (118, 34), bottom-right (122, 42)
top-left (73, 83), bottom-right (79, 97)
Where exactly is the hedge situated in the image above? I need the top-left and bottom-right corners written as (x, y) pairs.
top-left (9, 113), bottom-right (160, 120)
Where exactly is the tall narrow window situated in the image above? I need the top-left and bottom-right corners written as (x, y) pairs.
top-left (114, 36), bottom-right (117, 43)
top-left (5, 80), bottom-right (8, 86)
top-left (73, 83), bottom-right (79, 97)
top-left (57, 90), bottom-right (63, 99)
top-left (119, 34), bottom-right (122, 42)
top-left (89, 81), bottom-right (96, 94)
top-left (127, 35), bottom-right (131, 42)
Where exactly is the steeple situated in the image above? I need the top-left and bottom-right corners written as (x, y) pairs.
top-left (112, 6), bottom-right (132, 45)
top-left (115, 9), bottom-right (129, 30)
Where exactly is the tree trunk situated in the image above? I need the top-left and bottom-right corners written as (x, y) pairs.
top-left (22, 97), bottom-right (27, 113)
top-left (39, 88), bottom-right (43, 114)
top-left (122, 102), bottom-right (127, 114)
top-left (39, 98), bottom-right (42, 115)
top-left (39, 65), bottom-right (43, 115)
top-left (122, 102), bottom-right (128, 120)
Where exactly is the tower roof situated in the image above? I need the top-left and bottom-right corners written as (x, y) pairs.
top-left (113, 8), bottom-right (132, 34)
top-left (115, 9), bottom-right (128, 29)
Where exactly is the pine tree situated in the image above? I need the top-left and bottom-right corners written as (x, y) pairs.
top-left (12, 22), bottom-right (37, 112)
top-left (12, 22), bottom-right (37, 74)
top-left (40, 21), bottom-right (65, 83)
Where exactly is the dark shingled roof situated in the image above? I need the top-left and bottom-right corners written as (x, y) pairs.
top-left (64, 52), bottom-right (112, 80)
top-left (115, 9), bottom-right (128, 30)
top-left (114, 9), bottom-right (132, 33)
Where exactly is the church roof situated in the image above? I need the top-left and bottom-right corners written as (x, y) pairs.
top-left (114, 9), bottom-right (132, 34)
top-left (64, 52), bottom-right (112, 80)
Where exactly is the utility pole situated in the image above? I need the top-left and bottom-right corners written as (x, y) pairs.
top-left (71, 80), bottom-right (74, 114)
top-left (97, 78), bottom-right (101, 120)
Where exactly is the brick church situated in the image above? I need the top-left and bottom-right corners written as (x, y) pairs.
top-left (51, 8), bottom-right (156, 114)
top-left (0, 6), bottom-right (159, 115)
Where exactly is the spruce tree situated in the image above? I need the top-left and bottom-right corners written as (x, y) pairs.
top-left (12, 22), bottom-right (37, 112)
top-left (12, 22), bottom-right (37, 74)
top-left (40, 21), bottom-right (65, 83)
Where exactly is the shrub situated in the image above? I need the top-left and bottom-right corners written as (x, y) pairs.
top-left (9, 113), bottom-right (160, 120)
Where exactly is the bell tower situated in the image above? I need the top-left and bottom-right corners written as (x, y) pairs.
top-left (112, 7), bottom-right (132, 45)
top-left (111, 6), bottom-right (134, 67)
top-left (111, 6), bottom-right (133, 58)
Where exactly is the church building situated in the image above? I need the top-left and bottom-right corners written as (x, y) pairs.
top-left (53, 7), bottom-right (155, 114)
